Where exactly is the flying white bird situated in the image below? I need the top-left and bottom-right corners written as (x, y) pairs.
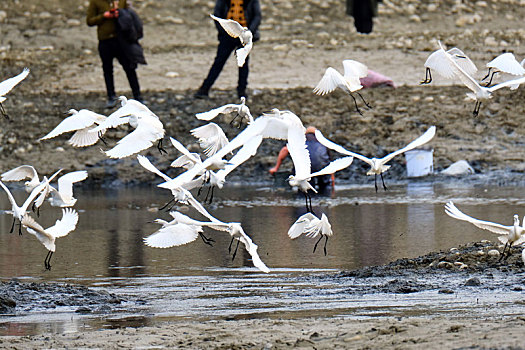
top-left (210, 14), bottom-right (253, 67)
top-left (438, 41), bottom-right (525, 116)
top-left (21, 208), bottom-right (79, 270)
top-left (1, 165), bottom-right (41, 193)
top-left (45, 171), bottom-right (88, 207)
top-left (39, 109), bottom-right (108, 147)
top-left (313, 60), bottom-right (371, 114)
top-left (315, 126), bottom-right (436, 192)
top-left (288, 212), bottom-right (333, 255)
top-left (0, 68), bottom-right (30, 119)
top-left (144, 211), bottom-right (212, 248)
top-left (195, 97), bottom-right (254, 127)
top-left (421, 45), bottom-right (477, 84)
top-left (0, 169), bottom-right (61, 235)
top-left (482, 52), bottom-right (525, 87)
top-left (191, 123), bottom-right (229, 158)
top-left (172, 211), bottom-right (270, 273)
top-left (445, 201), bottom-right (525, 261)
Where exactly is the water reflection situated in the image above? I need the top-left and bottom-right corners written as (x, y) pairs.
top-left (0, 182), bottom-right (521, 279)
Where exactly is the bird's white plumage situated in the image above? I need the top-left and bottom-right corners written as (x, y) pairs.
top-left (22, 208), bottom-right (79, 252)
top-left (0, 68), bottom-right (30, 98)
top-left (195, 97), bottom-right (253, 124)
top-left (288, 213), bottom-right (332, 239)
top-left (210, 14), bottom-right (253, 67)
top-left (424, 47), bottom-right (477, 80)
top-left (144, 211), bottom-right (202, 248)
top-left (92, 96), bottom-right (150, 132)
top-left (486, 52), bottom-right (525, 76)
top-left (313, 60), bottom-right (368, 95)
top-left (1, 165), bottom-right (40, 192)
top-left (191, 123), bottom-right (229, 158)
top-left (47, 171), bottom-right (88, 207)
top-left (40, 109), bottom-right (107, 147)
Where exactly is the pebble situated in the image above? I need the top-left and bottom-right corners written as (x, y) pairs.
top-left (487, 250), bottom-right (500, 258)
top-left (66, 19), bottom-right (81, 26)
top-left (465, 277), bottom-right (481, 286)
top-left (272, 44), bottom-right (288, 51)
top-left (165, 71), bottom-right (179, 78)
top-left (0, 11), bottom-right (7, 22)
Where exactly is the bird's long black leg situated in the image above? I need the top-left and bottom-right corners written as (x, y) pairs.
top-left (231, 239), bottom-right (240, 261)
top-left (98, 134), bottom-right (108, 146)
top-left (199, 232), bottom-right (214, 246)
top-left (473, 101), bottom-right (481, 117)
top-left (348, 93), bottom-right (363, 115)
top-left (484, 71), bottom-right (497, 87)
top-left (357, 92), bottom-right (372, 109)
top-left (481, 68), bottom-right (492, 84)
top-left (159, 197), bottom-right (175, 211)
top-left (0, 103), bottom-right (9, 120)
top-left (380, 173), bottom-right (388, 191)
top-left (228, 237), bottom-right (235, 254)
top-left (313, 235), bottom-right (324, 253)
top-left (44, 251), bottom-right (53, 270)
top-left (9, 217), bottom-right (15, 233)
top-left (420, 68), bottom-right (432, 85)
top-left (18, 222), bottom-right (22, 236)
top-left (157, 139), bottom-right (168, 155)
top-left (499, 242), bottom-right (509, 262)
top-left (374, 174), bottom-right (378, 193)
top-left (323, 235), bottom-right (329, 256)
top-left (504, 242), bottom-right (514, 261)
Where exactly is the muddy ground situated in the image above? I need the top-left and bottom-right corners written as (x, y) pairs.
top-left (1, 0), bottom-right (525, 348)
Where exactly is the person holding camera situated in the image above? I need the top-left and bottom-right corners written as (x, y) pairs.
top-left (86, 0), bottom-right (144, 108)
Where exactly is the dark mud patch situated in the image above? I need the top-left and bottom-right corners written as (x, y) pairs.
top-left (0, 279), bottom-right (130, 315)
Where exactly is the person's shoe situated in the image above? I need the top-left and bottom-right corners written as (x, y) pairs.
top-left (194, 89), bottom-right (209, 99)
top-left (105, 97), bottom-right (118, 109)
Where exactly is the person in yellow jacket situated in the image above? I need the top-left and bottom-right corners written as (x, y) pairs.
top-left (86, 0), bottom-right (144, 108)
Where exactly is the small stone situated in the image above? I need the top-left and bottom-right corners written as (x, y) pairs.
top-left (165, 71), bottom-right (179, 78)
top-left (438, 289), bottom-right (454, 294)
top-left (0, 10), bottom-right (7, 22)
top-left (465, 277), bottom-right (481, 286)
top-left (66, 19), bottom-right (81, 26)
top-left (437, 261), bottom-right (454, 269)
top-left (272, 44), bottom-right (288, 51)
top-left (487, 249), bottom-right (500, 258)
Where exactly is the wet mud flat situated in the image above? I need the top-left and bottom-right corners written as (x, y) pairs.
top-left (1, 241), bottom-right (525, 349)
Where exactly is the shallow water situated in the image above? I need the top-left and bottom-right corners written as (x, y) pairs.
top-left (0, 181), bottom-right (524, 335)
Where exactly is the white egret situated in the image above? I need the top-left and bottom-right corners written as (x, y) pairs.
top-left (421, 45), bottom-right (477, 84)
top-left (288, 212), bottom-right (333, 255)
top-left (191, 122), bottom-right (229, 158)
top-left (315, 126), bottom-right (436, 192)
top-left (482, 52), bottom-right (525, 87)
top-left (438, 41), bottom-right (525, 116)
top-left (1, 165), bottom-right (40, 193)
top-left (445, 201), bottom-right (525, 261)
top-left (313, 60), bottom-right (371, 114)
top-left (195, 97), bottom-right (253, 127)
top-left (0, 169), bottom-right (61, 234)
top-left (46, 171), bottom-right (88, 207)
top-left (0, 68), bottom-right (30, 119)
top-left (92, 96), bottom-right (152, 131)
top-left (39, 109), bottom-right (108, 148)
top-left (210, 14), bottom-right (253, 67)
top-left (21, 208), bottom-right (79, 270)
top-left (172, 211), bottom-right (270, 273)
top-left (144, 211), bottom-right (212, 248)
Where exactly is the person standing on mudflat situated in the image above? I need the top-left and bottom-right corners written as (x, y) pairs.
top-left (87, 0), bottom-right (144, 108)
top-left (194, 0), bottom-right (261, 100)
top-left (346, 0), bottom-right (381, 34)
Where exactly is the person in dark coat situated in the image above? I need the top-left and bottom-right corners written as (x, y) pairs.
top-left (86, 0), bottom-right (144, 108)
top-left (346, 0), bottom-right (380, 34)
top-left (269, 127), bottom-right (333, 193)
top-left (195, 0), bottom-right (262, 100)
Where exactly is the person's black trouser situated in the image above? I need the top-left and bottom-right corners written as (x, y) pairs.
top-left (98, 37), bottom-right (141, 100)
top-left (353, 0), bottom-right (373, 34)
top-left (199, 34), bottom-right (249, 96)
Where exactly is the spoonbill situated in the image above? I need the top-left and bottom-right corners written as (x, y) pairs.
top-left (172, 211), bottom-right (270, 273)
top-left (210, 14), bottom-right (253, 67)
top-left (482, 52), bottom-right (525, 87)
top-left (445, 201), bottom-right (525, 261)
top-left (288, 212), bottom-right (333, 255)
top-left (313, 60), bottom-right (371, 114)
top-left (421, 45), bottom-right (477, 84)
top-left (0, 68), bottom-right (30, 119)
top-left (21, 208), bottom-right (79, 270)
top-left (0, 169), bottom-right (61, 235)
top-left (438, 41), bottom-right (525, 116)
top-left (315, 126), bottom-right (436, 192)
top-left (195, 97), bottom-right (253, 127)
top-left (39, 109), bottom-right (108, 147)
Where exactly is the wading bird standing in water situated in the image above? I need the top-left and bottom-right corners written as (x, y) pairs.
top-left (445, 201), bottom-right (525, 261)
top-left (0, 68), bottom-right (30, 119)
top-left (314, 126), bottom-right (436, 192)
top-left (21, 208), bottom-right (79, 270)
top-left (313, 60), bottom-right (371, 115)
